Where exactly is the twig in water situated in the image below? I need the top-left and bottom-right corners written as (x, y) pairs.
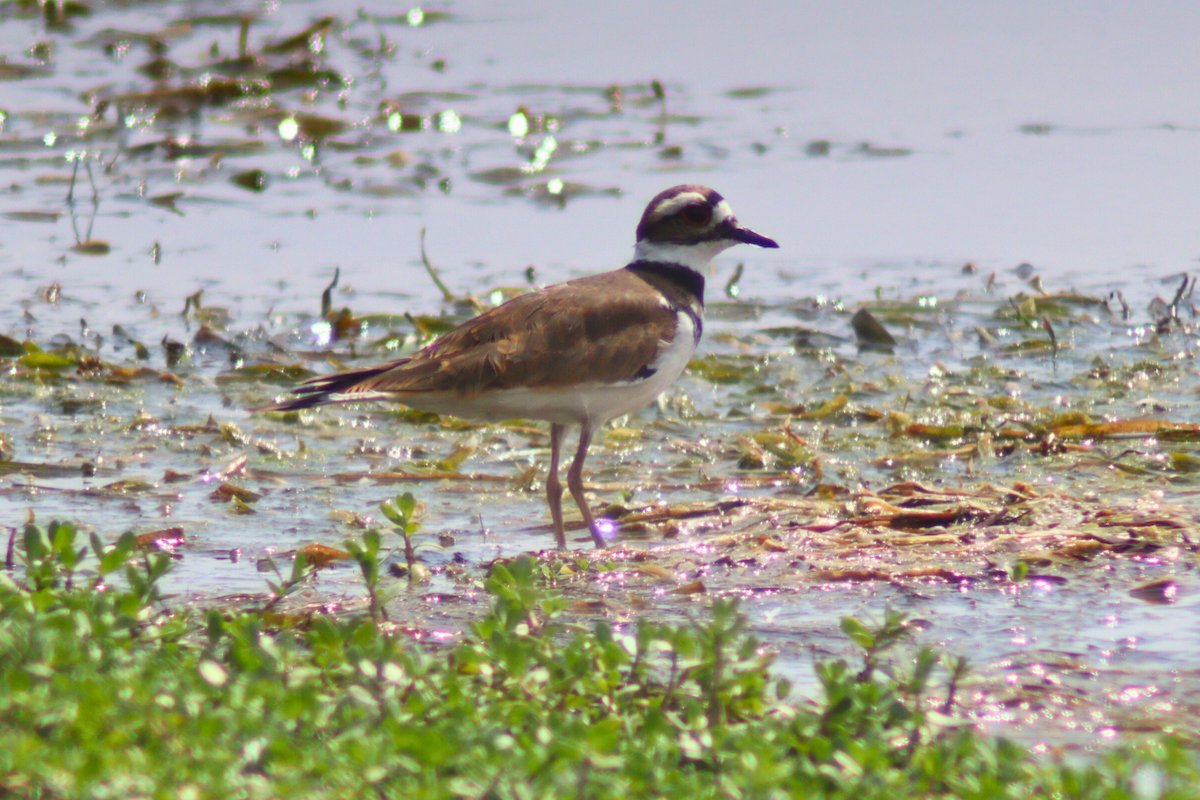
top-left (181, 289), bottom-right (203, 318)
top-left (321, 267), bottom-right (340, 317)
top-left (1042, 314), bottom-right (1057, 364)
top-left (419, 227), bottom-right (456, 303)
top-left (724, 263), bottom-right (744, 299)
top-left (783, 417), bottom-right (811, 447)
top-left (1168, 272), bottom-right (1192, 319)
top-left (1008, 296), bottom-right (1024, 320)
top-left (69, 157), bottom-right (101, 245)
top-left (238, 15), bottom-right (251, 59)
top-left (66, 156), bottom-right (80, 205)
top-left (402, 529), bottom-right (416, 587)
top-left (85, 158), bottom-right (99, 207)
top-left (940, 656), bottom-right (970, 714)
top-left (652, 78), bottom-right (667, 144)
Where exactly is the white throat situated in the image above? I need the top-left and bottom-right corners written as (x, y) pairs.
top-left (632, 238), bottom-right (735, 271)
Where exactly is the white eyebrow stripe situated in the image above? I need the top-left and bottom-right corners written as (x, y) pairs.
top-left (650, 192), bottom-right (710, 218)
top-left (711, 199), bottom-right (733, 224)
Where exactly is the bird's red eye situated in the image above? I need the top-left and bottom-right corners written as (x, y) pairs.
top-left (682, 204), bottom-right (711, 225)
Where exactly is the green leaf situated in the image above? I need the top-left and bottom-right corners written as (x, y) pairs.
top-left (586, 717), bottom-right (622, 753)
top-left (396, 492), bottom-right (417, 521)
top-left (290, 550), bottom-right (310, 582)
top-left (49, 520), bottom-right (76, 552)
top-left (98, 538), bottom-right (132, 574)
top-left (18, 352), bottom-right (77, 370)
top-left (89, 532), bottom-right (106, 563)
top-left (363, 529), bottom-right (381, 554)
top-left (840, 617), bottom-right (875, 650)
top-left (205, 608), bottom-right (226, 644)
top-left (379, 500), bottom-right (406, 527)
top-left (23, 523), bottom-right (49, 561)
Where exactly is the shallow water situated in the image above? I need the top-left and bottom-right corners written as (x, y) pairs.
top-left (3, 0), bottom-right (1200, 748)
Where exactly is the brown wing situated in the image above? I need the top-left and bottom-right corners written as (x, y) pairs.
top-left (347, 269), bottom-right (680, 396)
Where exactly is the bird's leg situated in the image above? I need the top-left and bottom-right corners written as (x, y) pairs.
top-left (547, 423), bottom-right (567, 549)
top-left (567, 422), bottom-right (607, 549)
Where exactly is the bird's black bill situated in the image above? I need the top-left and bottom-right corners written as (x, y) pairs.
top-left (710, 217), bottom-right (777, 248)
top-left (733, 226), bottom-right (779, 248)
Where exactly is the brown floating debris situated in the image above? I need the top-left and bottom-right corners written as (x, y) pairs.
top-left (134, 527), bottom-right (186, 550)
top-left (212, 454), bottom-right (249, 481)
top-left (850, 307), bottom-right (897, 350)
top-left (810, 569), bottom-right (893, 583)
top-left (100, 480), bottom-right (156, 494)
top-left (1053, 420), bottom-right (1200, 441)
top-left (262, 15), bottom-right (335, 54)
top-left (871, 445), bottom-right (978, 467)
top-left (853, 142), bottom-right (912, 158)
top-left (190, 323), bottom-right (237, 352)
top-left (148, 191), bottom-right (184, 214)
top-left (323, 308), bottom-right (361, 342)
top-left (3, 211), bottom-right (62, 223)
top-left (796, 394), bottom-right (849, 421)
top-left (227, 495), bottom-right (257, 515)
top-left (849, 503), bottom-right (993, 529)
top-left (888, 533), bottom-right (962, 546)
top-left (216, 364), bottom-right (315, 385)
top-left (570, 599), bottom-right (609, 614)
top-left (0, 334), bottom-right (27, 357)
top-left (0, 63), bottom-right (54, 80)
top-left (1129, 578), bottom-right (1177, 604)
top-left (162, 336), bottom-right (188, 367)
top-left (72, 240), bottom-right (111, 256)
top-left (902, 423), bottom-right (965, 440)
top-left (336, 471), bottom-right (510, 485)
top-left (136, 55), bottom-right (176, 80)
top-left (230, 169), bottom-right (268, 192)
top-left (113, 79), bottom-right (268, 111)
top-left (296, 542), bottom-right (351, 568)
top-left (209, 483), bottom-right (262, 503)
top-left (296, 115), bottom-right (348, 140)
top-left (897, 567), bottom-right (969, 580)
top-left (636, 563), bottom-right (675, 581)
top-left (0, 462), bottom-right (99, 478)
top-left (105, 366), bottom-right (159, 383)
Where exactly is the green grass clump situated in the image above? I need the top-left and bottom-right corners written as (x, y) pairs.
top-left (0, 519), bottom-right (1197, 798)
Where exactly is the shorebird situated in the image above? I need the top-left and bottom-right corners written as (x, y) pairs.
top-left (266, 185), bottom-right (778, 548)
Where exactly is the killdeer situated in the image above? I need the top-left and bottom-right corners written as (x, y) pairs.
top-left (266, 185), bottom-right (778, 549)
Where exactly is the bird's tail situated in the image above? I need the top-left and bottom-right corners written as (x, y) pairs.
top-left (255, 362), bottom-right (402, 411)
